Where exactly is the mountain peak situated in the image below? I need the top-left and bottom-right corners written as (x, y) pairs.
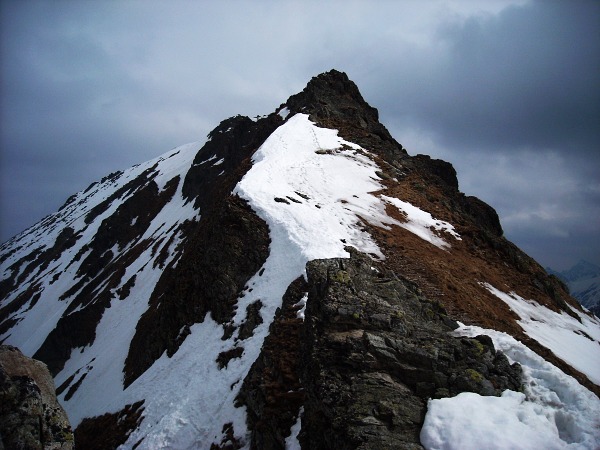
top-left (285, 69), bottom-right (374, 119)
top-left (565, 260), bottom-right (600, 282)
top-left (300, 69), bottom-right (365, 105)
top-left (1, 71), bottom-right (599, 449)
top-left (284, 69), bottom-right (407, 165)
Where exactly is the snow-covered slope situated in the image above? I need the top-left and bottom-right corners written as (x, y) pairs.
top-left (423, 323), bottom-right (600, 449)
top-left (1, 142), bottom-right (201, 352)
top-left (1, 70), bottom-right (599, 449)
top-left (0, 143), bottom-right (202, 427)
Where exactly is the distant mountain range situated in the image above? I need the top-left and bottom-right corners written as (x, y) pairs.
top-left (547, 260), bottom-right (600, 316)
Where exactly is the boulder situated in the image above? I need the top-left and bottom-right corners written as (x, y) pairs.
top-left (0, 345), bottom-right (73, 450)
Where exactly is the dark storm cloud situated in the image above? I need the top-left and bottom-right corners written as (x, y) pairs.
top-left (369, 0), bottom-right (600, 153)
top-left (0, 0), bottom-right (598, 271)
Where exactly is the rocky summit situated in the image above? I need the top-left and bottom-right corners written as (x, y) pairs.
top-left (0, 70), bottom-right (599, 449)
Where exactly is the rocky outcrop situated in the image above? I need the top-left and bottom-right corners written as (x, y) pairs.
top-left (239, 249), bottom-right (522, 449)
top-left (299, 248), bottom-right (521, 449)
top-left (284, 70), bottom-right (407, 165)
top-left (124, 195), bottom-right (271, 387)
top-left (73, 401), bottom-right (145, 450)
top-left (0, 345), bottom-right (73, 450)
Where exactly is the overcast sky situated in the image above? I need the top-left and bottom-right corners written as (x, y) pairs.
top-left (1, 0), bottom-right (598, 271)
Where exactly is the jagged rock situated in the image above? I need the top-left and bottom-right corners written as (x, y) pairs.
top-left (285, 70), bottom-right (407, 164)
top-left (411, 155), bottom-right (459, 190)
top-left (461, 195), bottom-right (503, 237)
top-left (299, 248), bottom-right (521, 449)
top-left (0, 345), bottom-right (73, 450)
top-left (73, 401), bottom-right (145, 450)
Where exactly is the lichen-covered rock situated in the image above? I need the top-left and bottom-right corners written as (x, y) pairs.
top-left (300, 248), bottom-right (521, 449)
top-left (0, 345), bottom-right (73, 450)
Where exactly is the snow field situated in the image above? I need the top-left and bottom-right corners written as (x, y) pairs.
top-left (235, 113), bottom-right (387, 262)
top-left (421, 323), bottom-right (600, 449)
top-left (482, 283), bottom-right (600, 385)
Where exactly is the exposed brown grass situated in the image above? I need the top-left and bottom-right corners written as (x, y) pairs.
top-left (364, 171), bottom-right (599, 397)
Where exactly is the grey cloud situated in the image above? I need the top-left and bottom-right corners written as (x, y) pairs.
top-left (371, 0), bottom-right (600, 153)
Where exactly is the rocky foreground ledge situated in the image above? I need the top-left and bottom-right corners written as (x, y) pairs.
top-left (238, 248), bottom-right (523, 449)
top-left (0, 345), bottom-right (73, 450)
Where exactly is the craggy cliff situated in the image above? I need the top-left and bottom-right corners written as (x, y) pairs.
top-left (0, 70), bottom-right (598, 449)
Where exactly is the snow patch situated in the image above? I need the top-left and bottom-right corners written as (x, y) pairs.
top-left (482, 282), bottom-right (600, 385)
top-left (421, 323), bottom-right (600, 450)
top-left (381, 195), bottom-right (461, 249)
top-left (294, 293), bottom-right (308, 320)
top-left (278, 107), bottom-right (290, 120)
top-left (285, 406), bottom-right (303, 450)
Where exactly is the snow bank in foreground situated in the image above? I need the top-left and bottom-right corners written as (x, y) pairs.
top-left (483, 283), bottom-right (600, 385)
top-left (421, 323), bottom-right (600, 450)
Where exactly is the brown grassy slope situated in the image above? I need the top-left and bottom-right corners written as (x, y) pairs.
top-left (365, 168), bottom-right (599, 397)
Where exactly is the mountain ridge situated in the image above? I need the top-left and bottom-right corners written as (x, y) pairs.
top-left (1, 70), bottom-right (599, 449)
top-left (547, 260), bottom-right (600, 316)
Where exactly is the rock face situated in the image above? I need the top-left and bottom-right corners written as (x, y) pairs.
top-left (0, 345), bottom-right (73, 450)
top-left (300, 249), bottom-right (521, 449)
top-left (238, 249), bottom-right (522, 449)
